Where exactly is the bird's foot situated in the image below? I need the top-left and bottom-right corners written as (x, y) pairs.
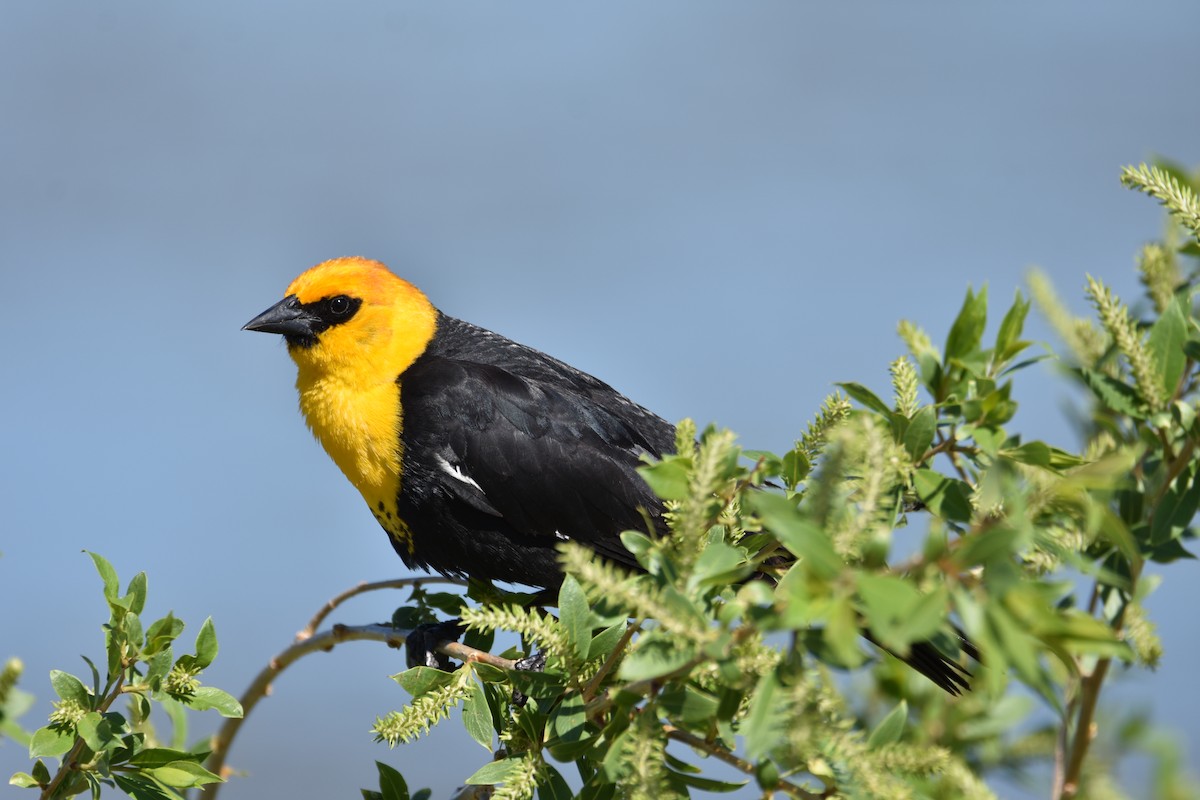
top-left (514, 651), bottom-right (546, 672)
top-left (511, 650), bottom-right (546, 707)
top-left (406, 618), bottom-right (466, 671)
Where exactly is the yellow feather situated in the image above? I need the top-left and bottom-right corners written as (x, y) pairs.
top-left (283, 257), bottom-right (438, 552)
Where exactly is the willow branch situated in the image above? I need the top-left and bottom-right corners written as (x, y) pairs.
top-left (662, 724), bottom-right (826, 799)
top-left (203, 624), bottom-right (513, 799)
top-left (299, 577), bottom-right (466, 640)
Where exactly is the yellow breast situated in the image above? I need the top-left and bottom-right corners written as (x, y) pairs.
top-left (296, 372), bottom-right (413, 551)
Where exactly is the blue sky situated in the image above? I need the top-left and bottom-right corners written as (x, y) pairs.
top-left (1, 3), bottom-right (1198, 798)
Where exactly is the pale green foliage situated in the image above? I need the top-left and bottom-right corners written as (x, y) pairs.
top-left (374, 666), bottom-right (479, 747)
top-left (798, 392), bottom-right (852, 461)
top-left (489, 754), bottom-right (539, 800)
top-left (891, 357), bottom-right (920, 418)
top-left (1028, 267), bottom-right (1109, 367)
top-left (1086, 275), bottom-right (1165, 409)
top-left (897, 319), bottom-right (939, 364)
top-left (461, 605), bottom-right (572, 664)
top-left (1138, 242), bottom-right (1179, 313)
top-left (361, 161), bottom-right (1200, 800)
top-left (8, 555), bottom-right (240, 799)
top-left (1121, 162), bottom-right (1200, 239)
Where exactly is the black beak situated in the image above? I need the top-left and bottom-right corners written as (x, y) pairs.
top-left (242, 295), bottom-right (318, 338)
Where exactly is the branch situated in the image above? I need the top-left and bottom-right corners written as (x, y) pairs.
top-left (662, 724), bottom-right (827, 799)
top-left (203, 624), bottom-right (514, 798)
top-left (202, 577), bottom-right (497, 799)
top-left (299, 577), bottom-right (466, 640)
top-left (40, 665), bottom-right (128, 800)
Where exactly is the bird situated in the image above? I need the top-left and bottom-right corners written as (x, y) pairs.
top-left (243, 256), bottom-right (973, 692)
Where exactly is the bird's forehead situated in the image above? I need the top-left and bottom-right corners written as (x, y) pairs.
top-left (286, 257), bottom-right (400, 303)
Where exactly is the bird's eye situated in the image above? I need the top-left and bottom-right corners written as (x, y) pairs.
top-left (328, 295), bottom-right (352, 316)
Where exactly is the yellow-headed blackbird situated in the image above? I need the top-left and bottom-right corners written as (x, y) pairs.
top-left (244, 257), bottom-right (972, 692)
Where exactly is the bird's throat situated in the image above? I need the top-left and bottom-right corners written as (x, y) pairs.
top-left (296, 373), bottom-right (413, 550)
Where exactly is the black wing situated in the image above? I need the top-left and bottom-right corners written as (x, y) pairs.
top-left (396, 347), bottom-right (674, 589)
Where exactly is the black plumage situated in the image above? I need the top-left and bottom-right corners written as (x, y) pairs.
top-left (395, 313), bottom-right (674, 587)
top-left (392, 314), bottom-right (973, 694)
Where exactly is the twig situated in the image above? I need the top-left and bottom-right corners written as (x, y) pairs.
top-left (40, 669), bottom-right (127, 800)
top-left (582, 620), bottom-right (640, 703)
top-left (299, 577), bottom-right (466, 640)
top-left (203, 624), bottom-right (514, 798)
top-left (662, 724), bottom-right (826, 799)
top-left (203, 577), bottom-right (486, 799)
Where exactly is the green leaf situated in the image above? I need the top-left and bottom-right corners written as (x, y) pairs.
top-left (29, 726), bottom-right (74, 758)
top-left (1151, 465), bottom-right (1200, 545)
top-left (1147, 537), bottom-right (1196, 563)
top-left (896, 585), bottom-right (950, 645)
top-left (867, 700), bottom-right (908, 747)
top-left (987, 603), bottom-right (1057, 710)
top-left (146, 760), bottom-right (223, 788)
top-left (994, 291), bottom-right (1031, 361)
top-left (144, 614), bottom-right (185, 656)
top-left (742, 671), bottom-right (786, 760)
top-left (193, 618), bottom-right (218, 670)
top-left (461, 679), bottom-right (493, 751)
top-left (618, 530), bottom-right (653, 557)
top-left (50, 670), bottom-right (90, 705)
top-left (30, 759), bottom-right (51, 786)
top-left (691, 540), bottom-right (751, 588)
top-left (780, 448), bottom-right (811, 489)
top-left (465, 757), bottom-right (527, 785)
top-left (128, 748), bottom-right (208, 768)
top-left (658, 685), bottom-right (719, 728)
top-left (123, 572), bottom-right (148, 616)
top-left (822, 595), bottom-right (866, 668)
top-left (375, 761), bottom-right (411, 800)
top-left (112, 774), bottom-right (177, 800)
top-left (836, 382), bottom-right (892, 415)
top-left (550, 691), bottom-right (589, 747)
top-left (88, 551), bottom-right (119, 602)
top-left (617, 636), bottom-right (695, 681)
top-left (945, 286), bottom-right (988, 363)
top-left (1001, 441), bottom-right (1053, 468)
top-left (76, 711), bottom-right (126, 753)
top-left (903, 405), bottom-right (936, 461)
top-left (1147, 292), bottom-right (1188, 399)
top-left (558, 575), bottom-right (592, 662)
top-left (638, 458), bottom-right (690, 501)
top-left (587, 622), bottom-right (628, 662)
top-left (537, 766), bottom-right (574, 800)
top-left (185, 687), bottom-right (243, 718)
top-left (857, 575), bottom-right (945, 652)
top-left (505, 668), bottom-right (566, 701)
top-left (747, 492), bottom-right (842, 579)
top-left (9, 772), bottom-right (41, 789)
top-left (1078, 368), bottom-right (1146, 418)
top-left (395, 667), bottom-right (456, 697)
top-left (912, 469), bottom-right (973, 524)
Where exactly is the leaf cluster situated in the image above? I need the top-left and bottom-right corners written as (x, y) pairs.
top-left (8, 553), bottom-right (243, 800)
top-left (368, 161), bottom-right (1200, 799)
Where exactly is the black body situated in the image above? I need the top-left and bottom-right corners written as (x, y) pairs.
top-left (394, 313), bottom-right (674, 588)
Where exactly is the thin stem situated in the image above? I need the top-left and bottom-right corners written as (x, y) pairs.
top-left (299, 577), bottom-right (465, 640)
top-left (203, 624), bottom-right (513, 799)
top-left (662, 725), bottom-right (826, 799)
top-left (582, 620), bottom-right (640, 703)
top-left (39, 665), bottom-right (128, 800)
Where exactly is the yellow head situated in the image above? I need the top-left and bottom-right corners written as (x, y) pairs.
top-left (243, 257), bottom-right (436, 552)
top-left (243, 256), bottom-right (439, 387)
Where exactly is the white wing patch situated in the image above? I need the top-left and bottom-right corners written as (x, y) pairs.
top-left (435, 454), bottom-right (485, 492)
